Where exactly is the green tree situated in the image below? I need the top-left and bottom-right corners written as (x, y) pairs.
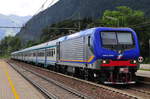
top-left (25, 40), bottom-right (39, 48)
top-left (100, 6), bottom-right (150, 58)
top-left (0, 36), bottom-right (21, 57)
top-left (101, 6), bottom-right (144, 27)
top-left (41, 18), bottom-right (94, 42)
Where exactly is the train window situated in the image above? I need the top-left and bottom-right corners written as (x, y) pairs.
top-left (41, 52), bottom-right (44, 56)
top-left (38, 52), bottom-right (41, 56)
top-left (53, 49), bottom-right (55, 55)
top-left (51, 49), bottom-right (53, 56)
top-left (50, 49), bottom-right (52, 57)
top-left (101, 31), bottom-right (134, 46)
top-left (37, 50), bottom-right (44, 57)
top-left (42, 51), bottom-right (45, 56)
top-left (40, 52), bottom-right (42, 56)
top-left (50, 49), bottom-right (51, 56)
top-left (101, 32), bottom-right (117, 45)
top-left (39, 52), bottom-right (42, 57)
top-left (50, 49), bottom-right (52, 56)
top-left (29, 53), bottom-right (31, 57)
top-left (47, 48), bottom-right (55, 57)
top-left (40, 52), bottom-right (41, 56)
top-left (47, 51), bottom-right (49, 56)
top-left (52, 49), bottom-right (54, 56)
top-left (33, 53), bottom-right (36, 57)
top-left (117, 32), bottom-right (133, 45)
top-left (47, 50), bottom-right (49, 56)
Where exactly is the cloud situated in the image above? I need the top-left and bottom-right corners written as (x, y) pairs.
top-left (0, 0), bottom-right (59, 16)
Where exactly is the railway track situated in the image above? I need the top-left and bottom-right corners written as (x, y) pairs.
top-left (8, 62), bottom-right (90, 99)
top-left (9, 63), bottom-right (57, 99)
top-left (130, 87), bottom-right (150, 95)
top-left (111, 83), bottom-right (150, 99)
top-left (122, 88), bottom-right (150, 99)
top-left (8, 60), bottom-right (145, 99)
top-left (127, 84), bottom-right (150, 99)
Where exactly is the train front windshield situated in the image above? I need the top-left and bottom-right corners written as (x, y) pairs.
top-left (101, 31), bottom-right (134, 49)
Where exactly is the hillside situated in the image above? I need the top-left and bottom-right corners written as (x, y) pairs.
top-left (16, 0), bottom-right (150, 43)
top-left (0, 14), bottom-right (31, 40)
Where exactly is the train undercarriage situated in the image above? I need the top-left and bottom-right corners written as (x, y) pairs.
top-left (47, 64), bottom-right (138, 84)
top-left (15, 59), bottom-right (138, 84)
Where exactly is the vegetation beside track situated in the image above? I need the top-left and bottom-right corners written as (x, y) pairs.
top-left (140, 69), bottom-right (150, 71)
top-left (143, 57), bottom-right (150, 64)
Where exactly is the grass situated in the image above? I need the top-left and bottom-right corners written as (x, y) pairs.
top-left (0, 54), bottom-right (10, 59)
top-left (143, 57), bottom-right (150, 64)
top-left (140, 68), bottom-right (150, 71)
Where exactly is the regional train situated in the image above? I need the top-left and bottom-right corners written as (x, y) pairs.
top-left (11, 27), bottom-right (141, 84)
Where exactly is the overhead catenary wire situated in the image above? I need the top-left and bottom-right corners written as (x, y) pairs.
top-left (22, 0), bottom-right (56, 30)
top-left (129, 21), bottom-right (150, 28)
top-left (34, 0), bottom-right (56, 16)
top-left (130, 22), bottom-right (150, 28)
top-left (34, 0), bottom-right (49, 16)
top-left (0, 26), bottom-right (23, 28)
top-left (33, 0), bottom-right (79, 31)
top-left (46, 27), bottom-right (78, 30)
top-left (48, 0), bottom-right (56, 7)
top-left (21, 0), bottom-right (150, 31)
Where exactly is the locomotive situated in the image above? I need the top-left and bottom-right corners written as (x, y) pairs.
top-left (11, 27), bottom-right (140, 84)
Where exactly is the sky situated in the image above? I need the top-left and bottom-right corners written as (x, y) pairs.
top-left (0, 0), bottom-right (59, 16)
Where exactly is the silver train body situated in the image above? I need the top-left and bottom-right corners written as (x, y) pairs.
top-left (12, 28), bottom-right (95, 69)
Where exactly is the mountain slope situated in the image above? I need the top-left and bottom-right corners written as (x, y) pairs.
top-left (16, 0), bottom-right (150, 43)
top-left (0, 14), bottom-right (31, 40)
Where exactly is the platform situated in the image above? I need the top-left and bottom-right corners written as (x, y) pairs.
top-left (136, 64), bottom-right (150, 78)
top-left (140, 64), bottom-right (150, 70)
top-left (136, 70), bottom-right (150, 78)
top-left (0, 60), bottom-right (45, 99)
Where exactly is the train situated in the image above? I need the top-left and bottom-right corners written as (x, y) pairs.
top-left (11, 27), bottom-right (140, 84)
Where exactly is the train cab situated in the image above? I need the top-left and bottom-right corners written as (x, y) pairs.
top-left (92, 27), bottom-right (140, 84)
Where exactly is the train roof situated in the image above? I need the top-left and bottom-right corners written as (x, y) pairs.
top-left (57, 28), bottom-right (96, 42)
top-left (11, 27), bottom-right (133, 54)
top-left (11, 39), bottom-right (59, 54)
top-left (57, 27), bottom-right (133, 42)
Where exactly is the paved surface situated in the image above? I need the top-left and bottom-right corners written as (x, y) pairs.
top-left (137, 64), bottom-right (150, 78)
top-left (136, 70), bottom-right (150, 78)
top-left (0, 60), bottom-right (45, 99)
top-left (140, 64), bottom-right (150, 70)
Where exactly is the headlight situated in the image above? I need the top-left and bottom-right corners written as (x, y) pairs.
top-left (102, 60), bottom-right (110, 64)
top-left (131, 60), bottom-right (137, 64)
top-left (133, 60), bottom-right (137, 64)
top-left (102, 60), bottom-right (106, 64)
